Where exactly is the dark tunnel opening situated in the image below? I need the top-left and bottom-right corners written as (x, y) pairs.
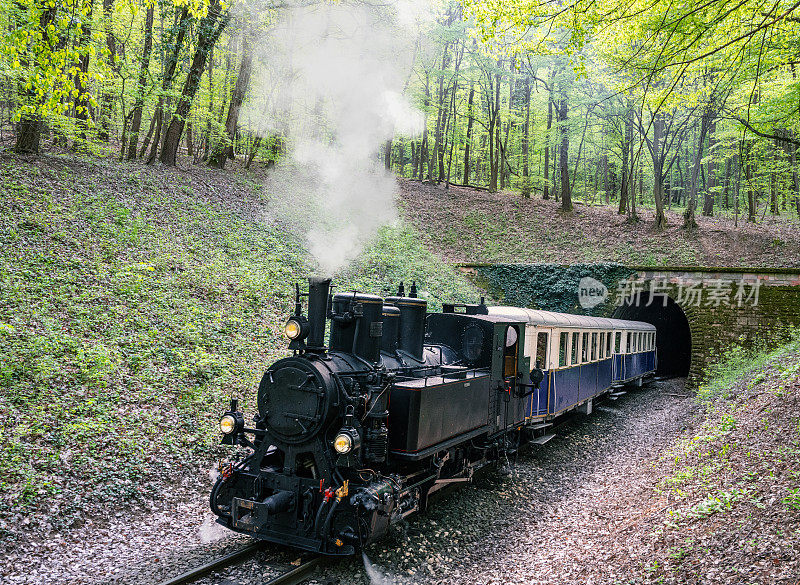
top-left (612, 293), bottom-right (691, 377)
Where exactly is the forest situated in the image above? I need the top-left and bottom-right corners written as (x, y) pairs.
top-left (5, 0), bottom-right (800, 231)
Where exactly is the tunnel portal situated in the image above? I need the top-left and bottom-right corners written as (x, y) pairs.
top-left (612, 293), bottom-right (691, 377)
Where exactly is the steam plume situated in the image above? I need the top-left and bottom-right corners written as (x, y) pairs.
top-left (243, 0), bottom-right (425, 274)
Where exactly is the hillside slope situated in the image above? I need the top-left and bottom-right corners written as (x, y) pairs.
top-left (617, 335), bottom-right (800, 583)
top-left (0, 154), bottom-right (479, 545)
top-left (398, 179), bottom-right (800, 267)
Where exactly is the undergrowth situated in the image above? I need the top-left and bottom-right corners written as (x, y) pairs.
top-left (0, 155), bottom-right (479, 531)
top-left (647, 330), bottom-right (800, 580)
top-left (697, 328), bottom-right (800, 402)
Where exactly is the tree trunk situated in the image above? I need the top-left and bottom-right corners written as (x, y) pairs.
top-left (186, 120), bottom-right (194, 157)
top-left (98, 0), bottom-right (117, 142)
top-left (418, 74), bottom-right (430, 181)
top-left (126, 4), bottom-right (154, 160)
top-left (145, 6), bottom-right (190, 163)
top-left (160, 0), bottom-right (230, 167)
top-left (618, 106), bottom-right (632, 215)
top-left (702, 120), bottom-right (716, 216)
top-left (544, 92), bottom-right (552, 200)
top-left (521, 77), bottom-right (531, 197)
top-left (462, 82), bottom-right (475, 185)
top-left (430, 44), bottom-right (450, 182)
top-left (684, 108), bottom-right (713, 229)
top-left (209, 30), bottom-right (253, 169)
top-left (746, 150), bottom-right (757, 222)
top-left (651, 112), bottom-right (667, 230)
top-left (500, 61), bottom-right (513, 191)
top-left (14, 2), bottom-right (57, 153)
top-left (558, 96), bottom-right (572, 212)
top-left (788, 131), bottom-right (800, 217)
top-left (488, 73), bottom-right (500, 192)
top-left (245, 135), bottom-right (262, 169)
top-left (73, 0), bottom-right (95, 141)
top-left (721, 156), bottom-right (732, 209)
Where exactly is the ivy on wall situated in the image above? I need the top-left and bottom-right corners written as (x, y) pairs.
top-left (475, 264), bottom-right (636, 316)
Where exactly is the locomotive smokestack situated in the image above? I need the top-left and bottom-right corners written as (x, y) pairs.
top-left (307, 277), bottom-right (331, 350)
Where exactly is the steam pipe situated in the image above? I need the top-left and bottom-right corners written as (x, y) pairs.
top-left (307, 277), bottom-right (331, 350)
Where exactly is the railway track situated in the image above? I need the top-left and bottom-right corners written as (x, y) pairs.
top-left (156, 542), bottom-right (324, 585)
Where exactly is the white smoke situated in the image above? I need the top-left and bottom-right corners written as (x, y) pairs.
top-left (363, 552), bottom-right (404, 584)
top-left (243, 0), bottom-right (427, 274)
top-left (198, 515), bottom-right (228, 543)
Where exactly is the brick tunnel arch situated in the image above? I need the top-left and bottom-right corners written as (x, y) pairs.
top-left (612, 293), bottom-right (692, 377)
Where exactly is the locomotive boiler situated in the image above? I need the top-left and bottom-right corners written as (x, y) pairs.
top-left (210, 277), bottom-right (656, 555)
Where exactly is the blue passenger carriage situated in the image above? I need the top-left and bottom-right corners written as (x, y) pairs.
top-left (486, 307), bottom-right (657, 421)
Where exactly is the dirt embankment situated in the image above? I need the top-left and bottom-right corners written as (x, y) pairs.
top-left (398, 179), bottom-right (800, 268)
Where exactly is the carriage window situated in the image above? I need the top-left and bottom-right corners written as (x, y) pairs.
top-left (614, 332), bottom-right (621, 353)
top-left (637, 332), bottom-right (641, 351)
top-left (590, 333), bottom-right (597, 361)
top-left (571, 332), bottom-right (579, 365)
top-left (651, 332), bottom-right (655, 349)
top-left (599, 332), bottom-right (605, 359)
top-left (582, 332), bottom-right (589, 362)
top-left (536, 332), bottom-right (548, 369)
top-left (559, 332), bottom-right (568, 367)
top-left (626, 332), bottom-right (632, 353)
top-left (606, 331), bottom-right (612, 356)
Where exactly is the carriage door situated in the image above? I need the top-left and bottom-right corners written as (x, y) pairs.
top-left (503, 325), bottom-right (519, 394)
top-left (504, 324), bottom-right (528, 425)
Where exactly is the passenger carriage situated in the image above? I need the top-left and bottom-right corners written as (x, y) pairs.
top-left (485, 307), bottom-right (657, 421)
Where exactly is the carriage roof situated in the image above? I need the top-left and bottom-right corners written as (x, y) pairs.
top-left (486, 306), bottom-right (656, 331)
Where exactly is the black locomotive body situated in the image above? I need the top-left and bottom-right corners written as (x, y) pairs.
top-left (211, 278), bottom-right (535, 555)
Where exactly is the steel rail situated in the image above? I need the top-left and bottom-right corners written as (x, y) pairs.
top-left (156, 542), bottom-right (322, 585)
top-left (264, 556), bottom-right (323, 585)
top-left (156, 542), bottom-right (263, 585)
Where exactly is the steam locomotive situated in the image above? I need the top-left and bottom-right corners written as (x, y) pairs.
top-left (210, 278), bottom-right (656, 555)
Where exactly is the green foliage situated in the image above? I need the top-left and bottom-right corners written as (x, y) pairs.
top-left (339, 223), bottom-right (482, 311)
top-left (697, 329), bottom-right (800, 402)
top-left (475, 263), bottom-right (634, 314)
top-left (0, 157), bottom-right (307, 521)
top-left (783, 488), bottom-right (800, 510)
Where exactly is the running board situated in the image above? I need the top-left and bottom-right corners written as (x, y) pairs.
top-left (527, 422), bottom-right (553, 430)
top-left (530, 434), bottom-right (556, 445)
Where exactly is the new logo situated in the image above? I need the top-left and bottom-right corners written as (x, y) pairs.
top-left (578, 277), bottom-right (608, 309)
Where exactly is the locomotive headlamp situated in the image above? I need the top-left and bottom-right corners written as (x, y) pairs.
top-left (284, 316), bottom-right (310, 342)
top-left (219, 414), bottom-right (237, 435)
top-left (334, 433), bottom-right (353, 454)
top-left (284, 318), bottom-right (302, 339)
